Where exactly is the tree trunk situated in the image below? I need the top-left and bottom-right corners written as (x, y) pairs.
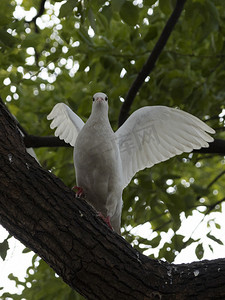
top-left (0, 98), bottom-right (225, 300)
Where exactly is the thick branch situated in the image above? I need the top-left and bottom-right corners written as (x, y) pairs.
top-left (23, 134), bottom-right (225, 155)
top-left (118, 0), bottom-right (187, 127)
top-left (193, 138), bottom-right (225, 155)
top-left (1, 99), bottom-right (225, 299)
top-left (32, 0), bottom-right (46, 22)
top-left (24, 135), bottom-right (71, 148)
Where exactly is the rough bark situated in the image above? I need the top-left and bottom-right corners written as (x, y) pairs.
top-left (0, 99), bottom-right (225, 300)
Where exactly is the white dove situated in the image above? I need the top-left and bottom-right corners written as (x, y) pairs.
top-left (47, 92), bottom-right (215, 234)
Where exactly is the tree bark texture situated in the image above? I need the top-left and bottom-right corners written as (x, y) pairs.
top-left (0, 99), bottom-right (225, 300)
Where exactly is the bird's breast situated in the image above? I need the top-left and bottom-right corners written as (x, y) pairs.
top-left (75, 121), bottom-right (118, 165)
top-left (74, 120), bottom-right (123, 221)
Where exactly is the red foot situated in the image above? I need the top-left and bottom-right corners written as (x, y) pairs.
top-left (72, 186), bottom-right (85, 198)
top-left (98, 212), bottom-right (113, 230)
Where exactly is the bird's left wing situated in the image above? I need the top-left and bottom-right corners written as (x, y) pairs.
top-left (47, 103), bottom-right (84, 146)
top-left (115, 106), bottom-right (215, 189)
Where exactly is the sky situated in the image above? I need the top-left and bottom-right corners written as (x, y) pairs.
top-left (0, 226), bottom-right (33, 294)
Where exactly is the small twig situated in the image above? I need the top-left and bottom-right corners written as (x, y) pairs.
top-left (206, 197), bottom-right (225, 214)
top-left (207, 170), bottom-right (225, 189)
top-left (148, 211), bottom-right (168, 223)
top-left (153, 220), bottom-right (172, 232)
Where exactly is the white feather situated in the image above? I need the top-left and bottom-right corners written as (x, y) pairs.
top-left (115, 106), bottom-right (215, 189)
top-left (47, 103), bottom-right (84, 146)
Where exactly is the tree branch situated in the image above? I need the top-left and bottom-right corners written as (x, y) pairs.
top-left (1, 98), bottom-right (225, 299)
top-left (193, 139), bottom-right (225, 155)
top-left (206, 197), bottom-right (225, 214)
top-left (24, 135), bottom-right (71, 148)
top-left (22, 133), bottom-right (225, 155)
top-left (207, 170), bottom-right (225, 189)
top-left (118, 0), bottom-right (187, 127)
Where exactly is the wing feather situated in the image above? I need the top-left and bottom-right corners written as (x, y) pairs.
top-left (47, 103), bottom-right (84, 146)
top-left (116, 106), bottom-right (215, 188)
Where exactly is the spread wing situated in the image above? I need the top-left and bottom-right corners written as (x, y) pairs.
top-left (47, 103), bottom-right (84, 146)
top-left (115, 106), bottom-right (215, 189)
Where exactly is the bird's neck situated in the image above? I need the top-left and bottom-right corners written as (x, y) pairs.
top-left (86, 106), bottom-right (111, 130)
top-left (90, 106), bottom-right (109, 121)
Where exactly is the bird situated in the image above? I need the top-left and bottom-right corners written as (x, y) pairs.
top-left (47, 92), bottom-right (215, 234)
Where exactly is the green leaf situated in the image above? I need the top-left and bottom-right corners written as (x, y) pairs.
top-left (77, 27), bottom-right (93, 46)
top-left (88, 8), bottom-right (96, 32)
top-left (59, 0), bottom-right (78, 18)
top-left (119, 1), bottom-right (139, 26)
top-left (158, 242), bottom-right (175, 262)
top-left (184, 237), bottom-right (199, 248)
top-left (22, 33), bottom-right (41, 48)
top-left (185, 0), bottom-right (219, 42)
top-left (144, 26), bottom-right (158, 42)
top-left (150, 235), bottom-right (161, 248)
top-left (0, 239), bottom-right (9, 260)
top-left (143, 0), bottom-right (158, 6)
top-left (171, 234), bottom-right (185, 252)
top-left (0, 29), bottom-right (17, 47)
top-left (0, 1), bottom-right (14, 25)
top-left (206, 0), bottom-right (220, 31)
top-left (208, 244), bottom-right (213, 253)
top-left (195, 243), bottom-right (204, 260)
top-left (22, 247), bottom-right (32, 253)
top-left (207, 233), bottom-right (223, 245)
top-left (111, 0), bottom-right (125, 11)
top-left (159, 0), bottom-right (174, 15)
top-left (215, 223), bottom-right (221, 229)
top-left (98, 8), bottom-right (111, 28)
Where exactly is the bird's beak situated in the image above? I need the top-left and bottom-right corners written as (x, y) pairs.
top-left (96, 97), bottom-right (104, 102)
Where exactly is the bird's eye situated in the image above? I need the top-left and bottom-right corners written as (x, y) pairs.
top-left (93, 97), bottom-right (95, 101)
top-left (105, 96), bottom-right (108, 101)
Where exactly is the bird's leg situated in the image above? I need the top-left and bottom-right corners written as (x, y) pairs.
top-left (98, 212), bottom-right (113, 230)
top-left (72, 186), bottom-right (85, 198)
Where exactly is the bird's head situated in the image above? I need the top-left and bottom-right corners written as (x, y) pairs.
top-left (91, 92), bottom-right (109, 114)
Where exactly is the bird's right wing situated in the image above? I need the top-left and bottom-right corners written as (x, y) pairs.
top-left (116, 106), bottom-right (215, 189)
top-left (47, 103), bottom-right (84, 146)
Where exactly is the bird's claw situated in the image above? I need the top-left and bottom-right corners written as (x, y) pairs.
top-left (72, 186), bottom-right (85, 198)
top-left (98, 212), bottom-right (113, 230)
